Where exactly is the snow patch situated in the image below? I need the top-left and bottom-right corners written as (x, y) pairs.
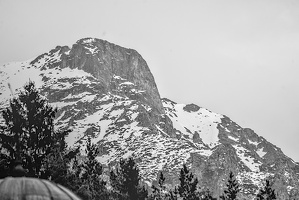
top-left (43, 67), bottom-right (93, 80)
top-left (224, 127), bottom-right (231, 132)
top-left (62, 92), bottom-right (92, 100)
top-left (84, 46), bottom-right (97, 54)
top-left (256, 147), bottom-right (267, 158)
top-left (123, 150), bottom-right (134, 159)
top-left (55, 111), bottom-right (66, 122)
top-left (120, 81), bottom-right (134, 86)
top-left (113, 75), bottom-right (126, 81)
top-left (81, 38), bottom-right (95, 44)
top-left (50, 100), bottom-right (78, 108)
top-left (80, 94), bottom-right (97, 102)
top-left (198, 149), bottom-right (213, 157)
top-left (92, 120), bottom-right (112, 144)
top-left (163, 102), bottom-right (223, 148)
top-left (233, 144), bottom-right (261, 172)
top-left (248, 139), bottom-right (259, 146)
top-left (287, 185), bottom-right (294, 193)
top-left (228, 135), bottom-right (239, 142)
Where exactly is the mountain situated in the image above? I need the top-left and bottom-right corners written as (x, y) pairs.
top-left (1, 37), bottom-right (299, 199)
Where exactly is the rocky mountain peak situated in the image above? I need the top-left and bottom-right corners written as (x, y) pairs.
top-left (30, 37), bottom-right (164, 115)
top-left (74, 38), bottom-right (164, 114)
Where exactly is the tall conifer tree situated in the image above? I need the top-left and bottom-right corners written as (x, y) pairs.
top-left (72, 137), bottom-right (107, 200)
top-left (150, 172), bottom-right (167, 200)
top-left (110, 157), bottom-right (148, 200)
top-left (256, 179), bottom-right (276, 200)
top-left (178, 164), bottom-right (199, 200)
top-left (0, 81), bottom-right (68, 177)
top-left (220, 171), bottom-right (240, 200)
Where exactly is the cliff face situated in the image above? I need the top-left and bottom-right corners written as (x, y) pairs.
top-left (1, 37), bottom-right (299, 199)
top-left (38, 38), bottom-right (164, 115)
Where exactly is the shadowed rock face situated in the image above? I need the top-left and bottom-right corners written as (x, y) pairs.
top-left (183, 104), bottom-right (200, 112)
top-left (60, 38), bottom-right (164, 115)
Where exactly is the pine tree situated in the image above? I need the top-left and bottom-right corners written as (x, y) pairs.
top-left (168, 187), bottom-right (179, 200)
top-left (110, 157), bottom-right (148, 200)
top-left (60, 137), bottom-right (108, 200)
top-left (0, 81), bottom-right (69, 177)
top-left (40, 129), bottom-right (74, 183)
top-left (178, 164), bottom-right (199, 200)
top-left (159, 171), bottom-right (166, 189)
top-left (150, 172), bottom-right (167, 200)
top-left (256, 179), bottom-right (277, 200)
top-left (0, 152), bottom-right (10, 178)
top-left (79, 137), bottom-right (107, 200)
top-left (220, 172), bottom-right (240, 200)
top-left (139, 186), bottom-right (149, 200)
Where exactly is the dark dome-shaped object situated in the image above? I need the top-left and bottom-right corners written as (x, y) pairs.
top-left (0, 177), bottom-right (81, 200)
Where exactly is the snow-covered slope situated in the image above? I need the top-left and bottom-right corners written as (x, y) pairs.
top-left (1, 38), bottom-right (299, 199)
top-left (163, 99), bottom-right (223, 149)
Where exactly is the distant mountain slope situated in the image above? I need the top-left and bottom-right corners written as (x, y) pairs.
top-left (0, 38), bottom-right (298, 199)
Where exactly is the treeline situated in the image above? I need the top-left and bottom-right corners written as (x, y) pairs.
top-left (0, 82), bottom-right (277, 200)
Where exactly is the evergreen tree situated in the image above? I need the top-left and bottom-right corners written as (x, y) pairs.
top-left (178, 164), bottom-right (199, 200)
top-left (59, 137), bottom-right (108, 200)
top-left (79, 137), bottom-right (107, 200)
top-left (256, 179), bottom-right (276, 200)
top-left (168, 187), bottom-right (179, 200)
top-left (110, 157), bottom-right (148, 200)
top-left (0, 81), bottom-right (69, 177)
top-left (150, 172), bottom-right (167, 200)
top-left (139, 186), bottom-right (149, 200)
top-left (159, 171), bottom-right (166, 189)
top-left (220, 172), bottom-right (240, 200)
top-left (0, 152), bottom-right (10, 178)
top-left (40, 129), bottom-right (74, 182)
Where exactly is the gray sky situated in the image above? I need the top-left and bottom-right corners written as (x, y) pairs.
top-left (1, 0), bottom-right (299, 161)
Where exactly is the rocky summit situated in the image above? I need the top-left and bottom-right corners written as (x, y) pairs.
top-left (1, 37), bottom-right (299, 199)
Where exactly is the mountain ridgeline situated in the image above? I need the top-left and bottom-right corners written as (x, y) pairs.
top-left (0, 38), bottom-right (298, 199)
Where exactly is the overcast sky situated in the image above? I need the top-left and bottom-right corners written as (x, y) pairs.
top-left (0, 0), bottom-right (299, 161)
